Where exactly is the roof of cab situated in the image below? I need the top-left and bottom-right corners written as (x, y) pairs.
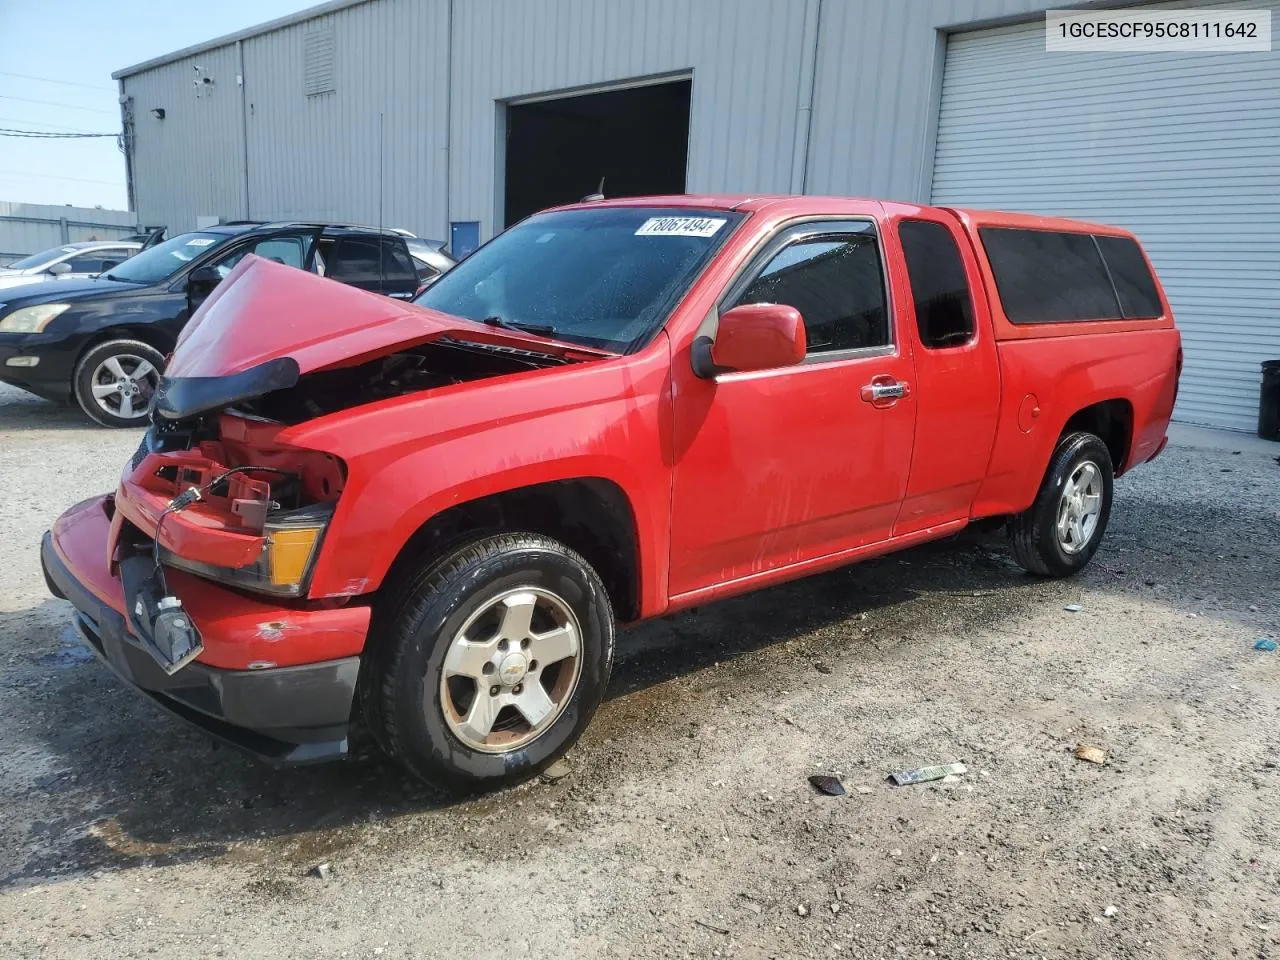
top-left (936, 207), bottom-right (1133, 238)
top-left (544, 193), bottom-right (886, 216)
top-left (540, 194), bottom-right (1136, 241)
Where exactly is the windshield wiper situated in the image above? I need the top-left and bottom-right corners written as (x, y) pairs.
top-left (482, 315), bottom-right (558, 337)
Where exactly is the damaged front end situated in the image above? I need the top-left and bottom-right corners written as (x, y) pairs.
top-left (43, 255), bottom-right (603, 758)
top-left (112, 256), bottom-right (591, 668)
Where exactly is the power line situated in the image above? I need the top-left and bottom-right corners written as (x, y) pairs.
top-left (0, 94), bottom-right (118, 116)
top-left (0, 127), bottom-right (118, 139)
top-left (0, 117), bottom-right (104, 133)
top-left (0, 70), bottom-right (114, 92)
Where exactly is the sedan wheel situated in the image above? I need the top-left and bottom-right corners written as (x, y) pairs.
top-left (72, 339), bottom-right (165, 428)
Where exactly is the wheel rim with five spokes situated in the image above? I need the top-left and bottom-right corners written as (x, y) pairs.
top-left (439, 586), bottom-right (583, 754)
top-left (1057, 460), bottom-right (1103, 554)
top-left (89, 353), bottom-right (158, 421)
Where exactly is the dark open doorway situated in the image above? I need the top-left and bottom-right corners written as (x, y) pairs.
top-left (502, 79), bottom-right (691, 228)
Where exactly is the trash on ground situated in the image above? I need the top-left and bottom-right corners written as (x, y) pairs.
top-left (808, 773), bottom-right (845, 796)
top-left (309, 863), bottom-right (332, 880)
top-left (889, 762), bottom-right (967, 786)
top-left (1103, 904), bottom-right (1118, 918)
top-left (796, 903), bottom-right (810, 917)
top-left (694, 919), bottom-right (729, 935)
top-left (1254, 638), bottom-right (1277, 652)
top-left (1063, 603), bottom-right (1084, 613)
top-left (540, 759), bottom-right (572, 782)
top-left (1074, 744), bottom-right (1109, 765)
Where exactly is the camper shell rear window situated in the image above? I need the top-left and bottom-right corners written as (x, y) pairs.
top-left (979, 227), bottom-right (1162, 324)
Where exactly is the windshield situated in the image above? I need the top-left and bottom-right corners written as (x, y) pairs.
top-left (413, 206), bottom-right (742, 352)
top-left (5, 246), bottom-right (75, 271)
top-left (104, 232), bottom-right (232, 285)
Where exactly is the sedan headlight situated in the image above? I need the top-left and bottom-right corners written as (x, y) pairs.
top-left (0, 303), bottom-right (70, 333)
top-left (159, 504), bottom-right (332, 598)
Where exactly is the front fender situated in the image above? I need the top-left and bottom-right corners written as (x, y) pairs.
top-left (292, 343), bottom-right (674, 614)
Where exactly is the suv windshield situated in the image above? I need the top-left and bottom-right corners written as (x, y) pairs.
top-left (104, 232), bottom-right (233, 285)
top-left (413, 206), bottom-right (742, 352)
top-left (5, 246), bottom-right (75, 271)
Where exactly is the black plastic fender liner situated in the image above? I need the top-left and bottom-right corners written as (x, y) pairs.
top-left (152, 356), bottom-right (301, 420)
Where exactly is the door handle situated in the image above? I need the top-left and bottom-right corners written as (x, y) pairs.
top-left (860, 378), bottom-right (910, 405)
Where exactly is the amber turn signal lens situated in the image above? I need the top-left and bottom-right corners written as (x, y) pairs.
top-left (267, 528), bottom-right (321, 587)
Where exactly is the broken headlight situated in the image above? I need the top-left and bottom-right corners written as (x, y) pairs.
top-left (159, 503), bottom-right (332, 598)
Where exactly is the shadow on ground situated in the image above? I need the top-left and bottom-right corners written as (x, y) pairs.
top-left (3, 468), bottom-right (1275, 886)
top-left (0, 390), bottom-right (118, 434)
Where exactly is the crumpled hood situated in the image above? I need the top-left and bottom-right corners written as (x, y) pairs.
top-left (168, 255), bottom-right (479, 378)
top-left (154, 255), bottom-right (607, 421)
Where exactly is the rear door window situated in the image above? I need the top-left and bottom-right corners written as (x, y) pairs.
top-left (979, 228), bottom-right (1121, 324)
top-left (899, 220), bottom-right (975, 348)
top-left (326, 236), bottom-right (419, 297)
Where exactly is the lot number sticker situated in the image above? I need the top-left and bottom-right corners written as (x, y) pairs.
top-left (635, 216), bottom-right (726, 238)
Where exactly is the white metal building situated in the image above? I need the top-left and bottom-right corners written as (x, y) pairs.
top-left (113, 0), bottom-right (1279, 431)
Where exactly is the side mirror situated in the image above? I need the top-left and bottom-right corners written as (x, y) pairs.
top-left (186, 264), bottom-right (222, 303)
top-left (47, 262), bottom-right (72, 276)
top-left (692, 303), bottom-right (807, 377)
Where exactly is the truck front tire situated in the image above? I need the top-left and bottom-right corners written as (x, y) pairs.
top-left (361, 533), bottom-right (615, 790)
top-left (1008, 431), bottom-right (1114, 577)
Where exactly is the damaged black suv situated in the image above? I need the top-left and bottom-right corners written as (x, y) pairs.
top-left (0, 221), bottom-right (444, 427)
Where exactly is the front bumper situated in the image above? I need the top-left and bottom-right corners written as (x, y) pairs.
top-left (41, 498), bottom-right (366, 765)
top-left (0, 333), bottom-right (77, 401)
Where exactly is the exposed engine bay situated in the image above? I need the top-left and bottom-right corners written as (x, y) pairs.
top-left (236, 337), bottom-right (571, 424)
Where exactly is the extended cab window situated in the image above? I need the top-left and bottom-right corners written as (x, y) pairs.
top-left (733, 223), bottom-right (888, 355)
top-left (899, 220), bottom-right (975, 348)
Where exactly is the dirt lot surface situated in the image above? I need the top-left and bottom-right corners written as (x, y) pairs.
top-left (1, 381), bottom-right (1278, 960)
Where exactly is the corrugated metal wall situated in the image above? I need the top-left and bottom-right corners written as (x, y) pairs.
top-left (121, 0), bottom-right (1086, 238)
top-left (242, 0), bottom-right (449, 238)
top-left (449, 0), bottom-right (815, 238)
top-left (805, 0), bottom-right (1057, 200)
top-left (124, 45), bottom-right (247, 232)
top-left (930, 0), bottom-right (1280, 431)
top-left (0, 202), bottom-right (136, 264)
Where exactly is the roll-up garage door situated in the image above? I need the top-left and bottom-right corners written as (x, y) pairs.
top-left (931, 0), bottom-right (1280, 431)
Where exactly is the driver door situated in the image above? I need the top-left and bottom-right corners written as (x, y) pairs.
top-left (667, 218), bottom-right (918, 601)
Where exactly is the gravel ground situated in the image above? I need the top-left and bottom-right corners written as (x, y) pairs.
top-left (1, 380), bottom-right (1278, 960)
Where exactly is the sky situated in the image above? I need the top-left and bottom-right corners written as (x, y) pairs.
top-left (0, 0), bottom-right (316, 211)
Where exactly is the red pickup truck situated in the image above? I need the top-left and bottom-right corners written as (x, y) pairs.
top-left (42, 195), bottom-right (1181, 787)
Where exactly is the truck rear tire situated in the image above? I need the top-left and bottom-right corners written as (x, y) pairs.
top-left (361, 533), bottom-right (615, 790)
top-left (1008, 431), bottom-right (1114, 578)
